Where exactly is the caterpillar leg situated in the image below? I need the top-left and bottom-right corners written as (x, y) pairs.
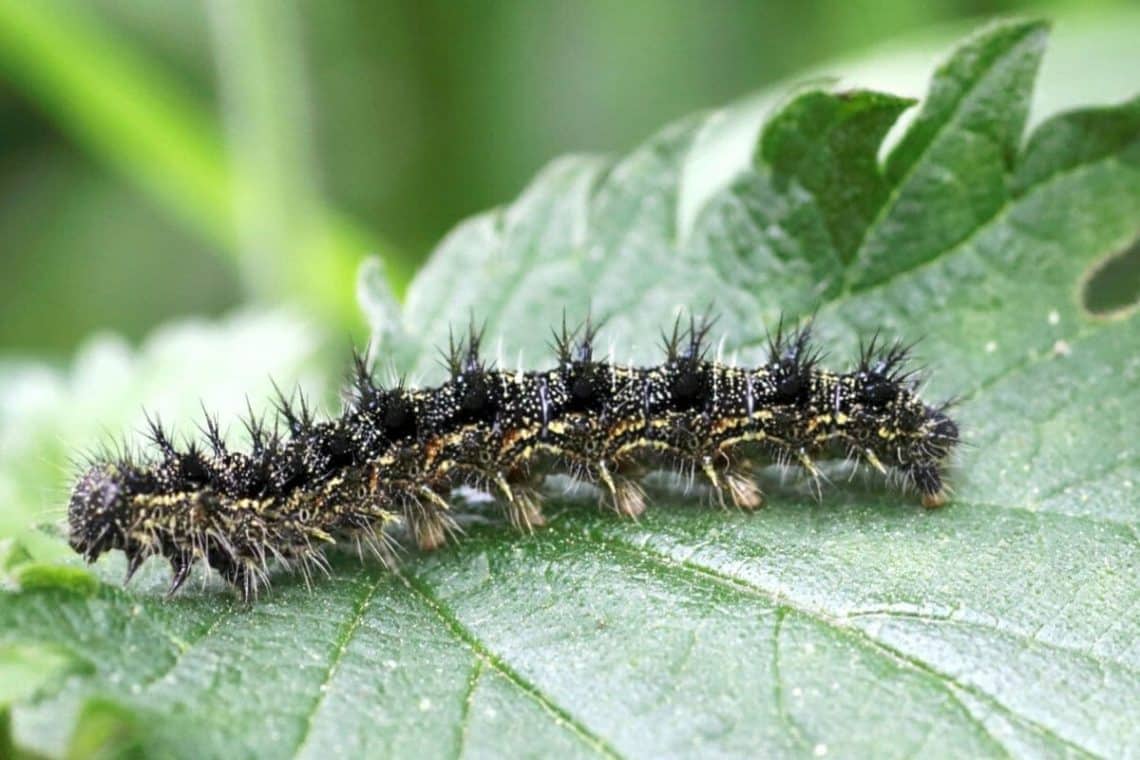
top-left (690, 450), bottom-right (764, 510)
top-left (166, 551), bottom-right (195, 598)
top-left (405, 487), bottom-right (458, 551)
top-left (341, 511), bottom-right (401, 568)
top-left (922, 492), bottom-right (948, 509)
top-left (219, 562), bottom-right (262, 603)
top-left (595, 461), bottom-right (646, 518)
top-left (505, 481), bottom-right (548, 531)
top-left (485, 469), bottom-right (547, 532)
top-left (796, 451), bottom-right (827, 500)
top-left (722, 462), bottom-right (764, 510)
top-left (910, 465), bottom-right (949, 509)
top-left (123, 543), bottom-right (150, 585)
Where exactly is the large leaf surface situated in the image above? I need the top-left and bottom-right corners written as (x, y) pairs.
top-left (3, 19), bottom-right (1139, 759)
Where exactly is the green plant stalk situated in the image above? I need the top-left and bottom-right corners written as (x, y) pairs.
top-left (0, 0), bottom-right (413, 325)
top-left (206, 0), bottom-right (339, 316)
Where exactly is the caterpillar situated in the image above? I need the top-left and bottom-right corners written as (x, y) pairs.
top-left (67, 314), bottom-right (959, 601)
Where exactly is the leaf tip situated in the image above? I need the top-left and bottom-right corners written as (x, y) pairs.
top-left (12, 563), bottom-right (99, 596)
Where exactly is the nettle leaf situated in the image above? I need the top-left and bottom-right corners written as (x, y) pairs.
top-left (3, 19), bottom-right (1139, 758)
top-left (0, 311), bottom-right (329, 561)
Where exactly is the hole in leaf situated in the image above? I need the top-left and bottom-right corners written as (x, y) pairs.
top-left (1082, 233), bottom-right (1140, 317)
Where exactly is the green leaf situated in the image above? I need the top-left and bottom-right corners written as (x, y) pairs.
top-left (3, 18), bottom-right (1140, 758)
top-left (0, 643), bottom-right (86, 708)
top-left (0, 643), bottom-right (88, 760)
top-left (759, 89), bottom-right (915, 264)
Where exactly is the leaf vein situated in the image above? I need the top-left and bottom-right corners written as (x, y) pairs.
top-left (770, 607), bottom-right (810, 750)
top-left (291, 573), bottom-right (386, 758)
top-left (452, 658), bottom-right (483, 760)
top-left (590, 529), bottom-right (1102, 757)
top-left (400, 571), bottom-right (623, 760)
top-left (137, 606), bottom-right (234, 690)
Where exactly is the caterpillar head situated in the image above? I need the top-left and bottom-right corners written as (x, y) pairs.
top-left (68, 464), bottom-right (132, 562)
top-left (848, 370), bottom-right (959, 502)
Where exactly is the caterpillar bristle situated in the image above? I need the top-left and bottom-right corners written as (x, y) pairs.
top-left (549, 310), bottom-right (602, 365)
top-left (197, 404), bottom-right (227, 456)
top-left (463, 317), bottom-right (489, 374)
top-left (348, 346), bottom-right (378, 403)
top-left (142, 410), bottom-right (176, 457)
top-left (549, 310), bottom-right (577, 365)
top-left (66, 311), bottom-right (961, 600)
top-left (685, 311), bottom-right (718, 362)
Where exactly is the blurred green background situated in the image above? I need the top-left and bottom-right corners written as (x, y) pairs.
top-left (0, 0), bottom-right (1135, 358)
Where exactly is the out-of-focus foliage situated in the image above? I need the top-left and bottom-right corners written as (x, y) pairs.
top-left (2, 0), bottom-right (1138, 354)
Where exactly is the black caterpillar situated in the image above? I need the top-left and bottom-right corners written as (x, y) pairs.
top-left (68, 315), bottom-right (959, 601)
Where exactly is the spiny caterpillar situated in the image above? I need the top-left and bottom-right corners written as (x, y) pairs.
top-left (68, 315), bottom-right (959, 601)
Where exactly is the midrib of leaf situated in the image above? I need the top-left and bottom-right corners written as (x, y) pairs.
top-left (845, 606), bottom-right (1139, 684)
